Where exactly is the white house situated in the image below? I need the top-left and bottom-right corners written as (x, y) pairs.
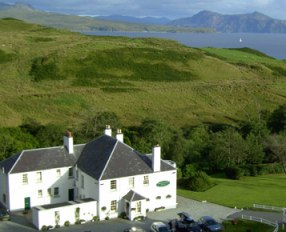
top-left (0, 126), bottom-right (177, 229)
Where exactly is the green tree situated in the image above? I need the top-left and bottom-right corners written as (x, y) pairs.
top-left (268, 104), bottom-right (286, 133)
top-left (266, 134), bottom-right (286, 173)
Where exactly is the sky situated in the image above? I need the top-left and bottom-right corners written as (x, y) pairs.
top-left (4, 0), bottom-right (286, 20)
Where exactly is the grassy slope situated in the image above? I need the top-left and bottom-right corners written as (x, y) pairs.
top-left (178, 174), bottom-right (286, 208)
top-left (0, 18), bottom-right (286, 128)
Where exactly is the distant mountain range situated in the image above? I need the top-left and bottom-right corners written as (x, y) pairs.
top-left (1, 3), bottom-right (286, 33)
top-left (95, 15), bottom-right (171, 25)
top-left (168, 10), bottom-right (286, 33)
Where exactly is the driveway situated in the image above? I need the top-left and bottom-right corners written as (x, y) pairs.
top-left (0, 196), bottom-right (240, 232)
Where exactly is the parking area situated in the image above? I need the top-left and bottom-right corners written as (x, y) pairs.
top-left (0, 196), bottom-right (240, 232)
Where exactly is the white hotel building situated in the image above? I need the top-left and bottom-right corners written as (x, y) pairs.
top-left (0, 126), bottom-right (177, 229)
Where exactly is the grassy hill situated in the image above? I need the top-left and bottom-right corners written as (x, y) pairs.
top-left (0, 18), bottom-right (286, 128)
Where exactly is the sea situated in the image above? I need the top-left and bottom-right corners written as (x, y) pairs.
top-left (83, 31), bottom-right (286, 60)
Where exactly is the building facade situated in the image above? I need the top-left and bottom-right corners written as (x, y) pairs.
top-left (0, 126), bottom-right (177, 226)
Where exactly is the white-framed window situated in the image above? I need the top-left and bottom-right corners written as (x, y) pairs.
top-left (68, 167), bottom-right (73, 178)
top-left (81, 175), bottom-right (84, 189)
top-left (136, 201), bottom-right (141, 213)
top-left (38, 189), bottom-right (43, 198)
top-left (56, 169), bottom-right (61, 177)
top-left (36, 172), bottom-right (42, 183)
top-left (110, 200), bottom-right (117, 212)
top-left (22, 174), bottom-right (28, 185)
top-left (143, 175), bottom-right (149, 186)
top-left (110, 180), bottom-right (117, 191)
top-left (54, 187), bottom-right (59, 197)
top-left (128, 177), bottom-right (134, 188)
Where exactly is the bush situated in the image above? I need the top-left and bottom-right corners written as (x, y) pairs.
top-left (119, 212), bottom-right (128, 219)
top-left (93, 216), bottom-right (99, 221)
top-left (41, 225), bottom-right (47, 231)
top-left (64, 221), bottom-right (70, 227)
top-left (184, 171), bottom-right (213, 192)
top-left (225, 166), bottom-right (242, 180)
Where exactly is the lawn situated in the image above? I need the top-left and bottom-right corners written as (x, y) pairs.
top-left (223, 220), bottom-right (274, 232)
top-left (178, 174), bottom-right (286, 208)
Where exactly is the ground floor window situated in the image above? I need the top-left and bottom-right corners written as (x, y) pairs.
top-left (110, 200), bottom-right (117, 212)
top-left (136, 201), bottom-right (141, 213)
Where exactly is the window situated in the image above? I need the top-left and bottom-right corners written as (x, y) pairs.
top-left (38, 190), bottom-right (43, 198)
top-left (36, 172), bottom-right (42, 183)
top-left (143, 175), bottom-right (149, 186)
top-left (76, 170), bottom-right (79, 180)
top-left (128, 177), bottom-right (134, 188)
top-left (47, 188), bottom-right (52, 197)
top-left (81, 175), bottom-right (84, 189)
top-left (68, 168), bottom-right (73, 178)
top-left (22, 174), bottom-right (28, 184)
top-left (110, 180), bottom-right (117, 191)
top-left (110, 200), bottom-right (117, 212)
top-left (56, 169), bottom-right (61, 177)
top-left (54, 187), bottom-right (59, 196)
top-left (136, 201), bottom-right (141, 213)
top-left (2, 194), bottom-right (6, 203)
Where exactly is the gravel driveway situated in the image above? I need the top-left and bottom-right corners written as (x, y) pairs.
top-left (147, 196), bottom-right (240, 223)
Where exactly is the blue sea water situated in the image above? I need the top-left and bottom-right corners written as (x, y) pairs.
top-left (83, 31), bottom-right (286, 60)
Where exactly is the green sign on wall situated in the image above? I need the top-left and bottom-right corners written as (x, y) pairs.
top-left (156, 181), bottom-right (170, 187)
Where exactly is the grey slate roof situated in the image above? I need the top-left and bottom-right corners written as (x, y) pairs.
top-left (0, 145), bottom-right (84, 174)
top-left (124, 190), bottom-right (146, 202)
top-left (77, 135), bottom-right (176, 180)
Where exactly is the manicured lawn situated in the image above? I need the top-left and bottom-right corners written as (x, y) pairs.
top-left (223, 220), bottom-right (274, 232)
top-left (178, 174), bottom-right (286, 208)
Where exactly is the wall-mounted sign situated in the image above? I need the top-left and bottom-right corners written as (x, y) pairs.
top-left (156, 181), bottom-right (170, 187)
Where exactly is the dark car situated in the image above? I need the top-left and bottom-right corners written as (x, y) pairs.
top-left (198, 216), bottom-right (224, 232)
top-left (123, 226), bottom-right (146, 232)
top-left (0, 208), bottom-right (10, 221)
top-left (168, 213), bottom-right (202, 232)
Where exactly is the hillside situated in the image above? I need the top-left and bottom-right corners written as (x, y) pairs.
top-left (169, 10), bottom-right (286, 33)
top-left (0, 18), bottom-right (286, 128)
top-left (0, 3), bottom-right (209, 33)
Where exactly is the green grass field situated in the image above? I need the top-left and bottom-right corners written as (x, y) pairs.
top-left (178, 174), bottom-right (286, 208)
top-left (0, 18), bottom-right (286, 128)
top-left (223, 220), bottom-right (273, 232)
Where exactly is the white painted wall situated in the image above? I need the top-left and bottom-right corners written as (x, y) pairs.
top-left (32, 200), bottom-right (97, 230)
top-left (8, 167), bottom-right (74, 211)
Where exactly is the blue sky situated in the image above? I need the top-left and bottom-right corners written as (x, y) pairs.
top-left (4, 0), bottom-right (286, 19)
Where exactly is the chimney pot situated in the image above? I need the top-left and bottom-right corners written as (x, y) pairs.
top-left (104, 125), bottom-right (112, 136)
top-left (116, 129), bottom-right (124, 142)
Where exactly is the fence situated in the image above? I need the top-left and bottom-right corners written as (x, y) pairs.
top-left (253, 204), bottom-right (283, 212)
top-left (241, 214), bottom-right (279, 232)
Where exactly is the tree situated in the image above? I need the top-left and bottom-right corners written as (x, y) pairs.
top-left (266, 134), bottom-right (286, 173)
top-left (268, 104), bottom-right (286, 133)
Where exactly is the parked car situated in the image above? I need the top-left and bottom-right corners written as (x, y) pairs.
top-left (124, 226), bottom-right (146, 232)
top-left (0, 208), bottom-right (10, 221)
top-left (178, 212), bottom-right (194, 224)
top-left (168, 218), bottom-right (202, 232)
top-left (198, 216), bottom-right (224, 232)
top-left (150, 221), bottom-right (171, 232)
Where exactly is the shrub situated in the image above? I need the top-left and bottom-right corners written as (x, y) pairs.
top-left (225, 166), bottom-right (242, 180)
top-left (93, 216), bottom-right (99, 221)
top-left (119, 212), bottom-right (128, 219)
top-left (105, 216), bottom-right (109, 220)
top-left (184, 171), bottom-right (213, 192)
top-left (64, 221), bottom-right (70, 227)
top-left (41, 225), bottom-right (47, 231)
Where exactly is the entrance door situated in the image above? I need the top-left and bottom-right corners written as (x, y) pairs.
top-left (68, 189), bottom-right (74, 201)
top-left (125, 202), bottom-right (130, 216)
top-left (24, 197), bottom-right (30, 210)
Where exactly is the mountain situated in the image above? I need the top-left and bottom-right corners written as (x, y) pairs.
top-left (169, 10), bottom-right (286, 33)
top-left (0, 3), bottom-right (207, 33)
top-left (95, 15), bottom-right (170, 25)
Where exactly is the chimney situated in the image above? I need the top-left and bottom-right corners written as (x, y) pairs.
top-left (152, 145), bottom-right (161, 172)
top-left (104, 125), bottom-right (112, 136)
top-left (116, 129), bottom-right (124, 143)
top-left (64, 130), bottom-right (74, 154)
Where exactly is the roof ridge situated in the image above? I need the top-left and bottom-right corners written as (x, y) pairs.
top-left (98, 139), bottom-right (118, 180)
